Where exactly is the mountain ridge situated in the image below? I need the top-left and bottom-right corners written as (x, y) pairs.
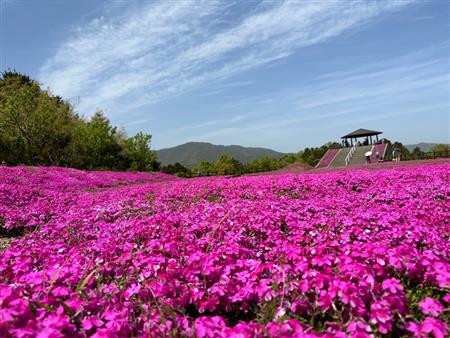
top-left (156, 142), bottom-right (285, 168)
top-left (404, 142), bottom-right (446, 152)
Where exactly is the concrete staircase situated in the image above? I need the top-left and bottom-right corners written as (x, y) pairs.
top-left (328, 148), bottom-right (351, 168)
top-left (318, 144), bottom-right (391, 168)
top-left (348, 145), bottom-right (373, 166)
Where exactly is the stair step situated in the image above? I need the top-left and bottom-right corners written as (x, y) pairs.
top-left (348, 145), bottom-right (373, 165)
top-left (326, 145), bottom-right (375, 167)
top-left (328, 148), bottom-right (351, 168)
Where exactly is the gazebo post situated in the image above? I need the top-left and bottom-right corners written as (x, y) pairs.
top-left (370, 135), bottom-right (372, 145)
top-left (376, 135), bottom-right (379, 143)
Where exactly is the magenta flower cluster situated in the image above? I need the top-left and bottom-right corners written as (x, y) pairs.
top-left (0, 164), bottom-right (449, 337)
top-left (0, 166), bottom-right (174, 230)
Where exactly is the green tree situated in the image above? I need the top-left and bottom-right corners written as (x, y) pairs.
top-left (392, 142), bottom-right (412, 160)
top-left (274, 153), bottom-right (301, 170)
top-left (0, 71), bottom-right (76, 165)
top-left (431, 144), bottom-right (449, 152)
top-left (67, 111), bottom-right (123, 169)
top-left (192, 161), bottom-right (213, 176)
top-left (244, 156), bottom-right (280, 173)
top-left (121, 132), bottom-right (157, 171)
top-left (431, 144), bottom-right (449, 158)
top-left (212, 154), bottom-right (242, 175)
top-left (411, 146), bottom-right (424, 159)
top-left (161, 162), bottom-right (191, 177)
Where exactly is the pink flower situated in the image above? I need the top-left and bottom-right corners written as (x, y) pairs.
top-left (407, 318), bottom-right (448, 338)
top-left (346, 320), bottom-right (372, 336)
top-left (51, 286), bottom-right (71, 297)
top-left (124, 283), bottom-right (141, 299)
top-left (82, 317), bottom-right (104, 330)
top-left (381, 278), bottom-right (404, 294)
top-left (406, 321), bottom-right (421, 336)
top-left (274, 307), bottom-right (286, 320)
top-left (442, 294), bottom-right (450, 303)
top-left (418, 297), bottom-right (444, 317)
top-left (420, 317), bottom-right (448, 338)
top-left (369, 300), bottom-right (392, 334)
top-left (100, 283), bottom-right (119, 295)
top-left (194, 316), bottom-right (226, 338)
top-left (36, 327), bottom-right (65, 338)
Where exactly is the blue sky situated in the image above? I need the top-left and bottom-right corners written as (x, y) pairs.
top-left (1, 0), bottom-right (449, 152)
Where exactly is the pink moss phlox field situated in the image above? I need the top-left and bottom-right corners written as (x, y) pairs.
top-left (0, 164), bottom-right (449, 337)
top-left (0, 166), bottom-right (175, 230)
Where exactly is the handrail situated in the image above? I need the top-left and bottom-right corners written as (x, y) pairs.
top-left (345, 144), bottom-right (357, 166)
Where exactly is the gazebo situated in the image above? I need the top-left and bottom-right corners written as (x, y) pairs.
top-left (341, 128), bottom-right (382, 147)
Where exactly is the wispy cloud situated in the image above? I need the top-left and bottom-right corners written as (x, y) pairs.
top-left (190, 47), bottom-right (448, 145)
top-left (39, 0), bottom-right (413, 117)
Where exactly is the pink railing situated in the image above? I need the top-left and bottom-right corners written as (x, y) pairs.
top-left (316, 148), bottom-right (339, 168)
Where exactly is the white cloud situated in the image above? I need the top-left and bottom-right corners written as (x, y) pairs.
top-left (39, 0), bottom-right (413, 117)
top-left (191, 48), bottom-right (448, 141)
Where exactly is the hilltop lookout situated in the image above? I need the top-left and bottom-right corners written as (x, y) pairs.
top-left (316, 128), bottom-right (391, 168)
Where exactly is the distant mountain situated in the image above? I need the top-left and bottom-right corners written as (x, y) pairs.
top-left (156, 142), bottom-right (285, 168)
top-left (405, 143), bottom-right (445, 152)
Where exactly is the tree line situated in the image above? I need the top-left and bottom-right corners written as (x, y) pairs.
top-left (161, 153), bottom-right (308, 177)
top-left (0, 71), bottom-right (158, 171)
top-left (2, 71), bottom-right (446, 175)
top-left (391, 142), bottom-right (449, 161)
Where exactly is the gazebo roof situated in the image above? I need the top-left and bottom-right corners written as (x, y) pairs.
top-left (341, 128), bottom-right (382, 139)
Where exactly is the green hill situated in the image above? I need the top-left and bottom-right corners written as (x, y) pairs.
top-left (156, 142), bottom-right (285, 168)
top-left (405, 143), bottom-right (446, 152)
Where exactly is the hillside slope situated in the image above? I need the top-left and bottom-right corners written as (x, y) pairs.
top-left (405, 143), bottom-right (445, 152)
top-left (156, 142), bottom-right (285, 168)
